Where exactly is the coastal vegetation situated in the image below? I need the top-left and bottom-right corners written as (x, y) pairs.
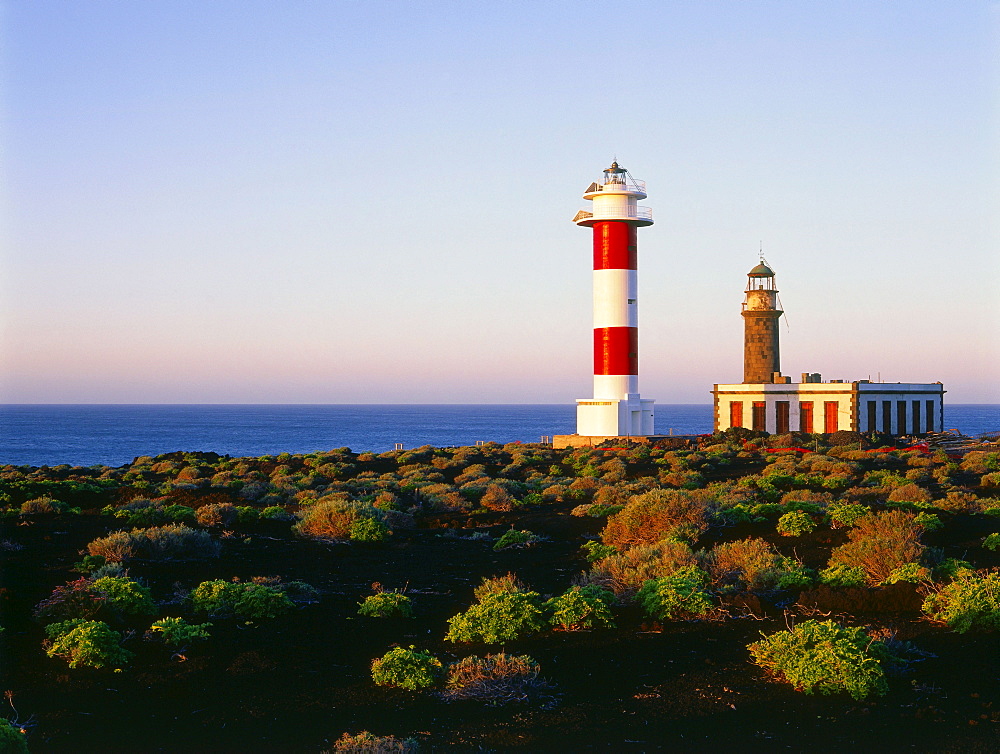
top-left (2, 432), bottom-right (1000, 750)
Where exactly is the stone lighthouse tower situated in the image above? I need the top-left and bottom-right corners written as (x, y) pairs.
top-left (570, 161), bottom-right (655, 438)
top-left (742, 261), bottom-right (783, 383)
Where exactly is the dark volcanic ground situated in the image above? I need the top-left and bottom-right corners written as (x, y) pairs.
top-left (3, 506), bottom-right (1000, 753)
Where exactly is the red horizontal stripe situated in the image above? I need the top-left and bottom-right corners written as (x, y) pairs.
top-left (593, 221), bottom-right (636, 270)
top-left (594, 326), bottom-right (638, 375)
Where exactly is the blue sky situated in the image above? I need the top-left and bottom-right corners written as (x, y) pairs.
top-left (2, 1), bottom-right (997, 403)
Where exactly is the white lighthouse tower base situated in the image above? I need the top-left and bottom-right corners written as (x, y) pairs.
top-left (576, 396), bottom-right (655, 437)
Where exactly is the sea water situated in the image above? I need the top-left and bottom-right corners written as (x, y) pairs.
top-left (0, 404), bottom-right (997, 468)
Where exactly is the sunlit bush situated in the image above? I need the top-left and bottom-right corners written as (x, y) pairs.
top-left (44, 619), bottom-right (133, 669)
top-left (371, 646), bottom-right (442, 690)
top-left (543, 585), bottom-right (615, 630)
top-left (826, 510), bottom-right (925, 586)
top-left (600, 489), bottom-right (714, 549)
top-left (922, 569), bottom-right (1000, 632)
top-left (749, 619), bottom-right (894, 700)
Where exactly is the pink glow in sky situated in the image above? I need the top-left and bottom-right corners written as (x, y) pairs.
top-left (2, 1), bottom-right (998, 403)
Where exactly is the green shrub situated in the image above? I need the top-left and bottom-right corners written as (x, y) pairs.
top-left (370, 646), bottom-right (442, 690)
top-left (358, 591), bottom-right (413, 618)
top-left (493, 529), bottom-right (539, 551)
top-left (44, 619), bottom-right (133, 669)
top-left (543, 585), bottom-right (615, 630)
top-left (72, 555), bottom-right (107, 574)
top-left (748, 619), bottom-right (893, 700)
top-left (934, 557), bottom-right (974, 580)
top-left (983, 533), bottom-right (1000, 551)
top-left (350, 517), bottom-right (390, 542)
top-left (0, 719), bottom-right (29, 754)
top-left (825, 502), bottom-right (870, 529)
top-left (445, 590), bottom-right (544, 644)
top-left (581, 540), bottom-right (617, 563)
top-left (260, 505), bottom-right (293, 521)
top-left (776, 510), bottom-right (816, 537)
top-left (91, 576), bottom-right (156, 616)
top-left (329, 731), bottom-right (420, 753)
top-left (922, 569), bottom-right (1000, 632)
top-left (881, 563), bottom-right (932, 585)
top-left (443, 653), bottom-right (555, 705)
top-left (295, 497), bottom-right (382, 540)
top-left (149, 617), bottom-right (212, 646)
top-left (189, 579), bottom-right (294, 620)
top-left (636, 565), bottom-right (714, 620)
top-left (818, 564), bottom-right (867, 587)
top-left (913, 512), bottom-right (943, 532)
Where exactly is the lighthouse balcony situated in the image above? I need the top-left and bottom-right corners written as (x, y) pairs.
top-left (573, 205), bottom-right (653, 227)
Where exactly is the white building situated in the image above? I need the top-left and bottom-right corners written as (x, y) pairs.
top-left (712, 263), bottom-right (945, 435)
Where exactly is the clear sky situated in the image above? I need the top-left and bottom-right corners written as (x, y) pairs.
top-left (2, 1), bottom-right (998, 404)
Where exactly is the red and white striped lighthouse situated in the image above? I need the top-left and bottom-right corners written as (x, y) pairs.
top-left (572, 161), bottom-right (655, 437)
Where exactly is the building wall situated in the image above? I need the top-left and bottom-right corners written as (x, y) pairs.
top-left (712, 382), bottom-right (945, 435)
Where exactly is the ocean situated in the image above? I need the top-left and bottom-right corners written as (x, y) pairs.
top-left (1, 404), bottom-right (998, 468)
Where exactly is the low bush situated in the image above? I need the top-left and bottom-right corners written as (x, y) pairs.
top-left (0, 719), bottom-right (29, 754)
top-left (294, 497), bottom-right (383, 540)
top-left (91, 576), bottom-right (156, 616)
top-left (543, 585), bottom-right (615, 630)
top-left (370, 646), bottom-right (442, 691)
top-left (358, 591), bottom-right (413, 618)
top-left (443, 653), bottom-right (556, 705)
top-left (350, 517), bottom-right (390, 542)
top-left (748, 619), bottom-right (894, 700)
top-left (44, 619), bottom-right (133, 669)
top-left (922, 569), bottom-right (1000, 632)
top-left (445, 584), bottom-right (544, 644)
top-left (818, 564), bottom-right (867, 587)
top-left (582, 540), bottom-right (697, 599)
top-left (636, 565), bottom-right (714, 620)
top-left (776, 510), bottom-right (816, 537)
top-left (826, 510), bottom-right (925, 586)
top-left (33, 578), bottom-right (105, 622)
top-left (327, 731), bottom-right (420, 753)
top-left (913, 512), bottom-right (943, 532)
top-left (881, 563), bottom-right (932, 585)
top-left (20, 496), bottom-right (66, 514)
top-left (148, 617), bottom-right (212, 646)
top-left (983, 533), bottom-right (1000, 551)
top-left (824, 502), bottom-right (870, 529)
top-left (580, 540), bottom-right (617, 562)
top-left (480, 484), bottom-right (516, 512)
top-left (703, 537), bottom-right (801, 593)
top-left (87, 524), bottom-right (220, 562)
top-left (196, 503), bottom-right (239, 527)
top-left (493, 529), bottom-right (540, 551)
top-left (600, 489), bottom-right (714, 549)
top-left (189, 579), bottom-right (294, 620)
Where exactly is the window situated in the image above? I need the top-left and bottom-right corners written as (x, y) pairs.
top-left (752, 402), bottom-right (766, 431)
top-left (776, 401), bottom-right (790, 434)
top-left (925, 400), bottom-right (935, 432)
top-left (912, 400), bottom-right (921, 434)
top-left (824, 401), bottom-right (839, 433)
top-left (897, 401), bottom-right (907, 435)
top-left (729, 401), bottom-right (743, 428)
top-left (799, 401), bottom-right (813, 433)
top-left (882, 401), bottom-right (892, 434)
top-left (866, 401), bottom-right (877, 432)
